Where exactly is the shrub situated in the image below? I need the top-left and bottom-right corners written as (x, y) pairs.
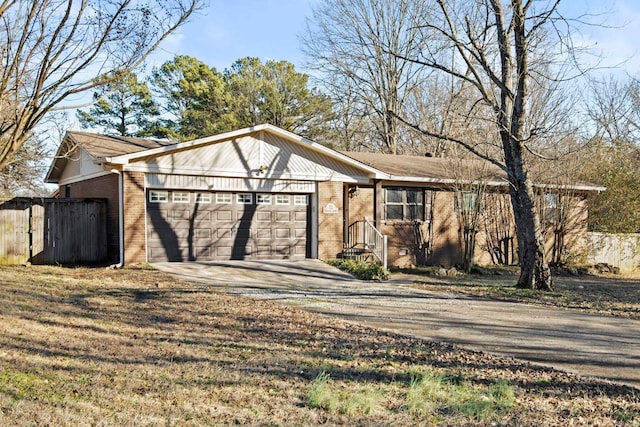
top-left (326, 259), bottom-right (389, 281)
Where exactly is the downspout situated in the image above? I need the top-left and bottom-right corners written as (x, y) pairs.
top-left (109, 169), bottom-right (124, 268)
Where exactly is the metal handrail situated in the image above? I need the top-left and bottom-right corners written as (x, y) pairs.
top-left (346, 218), bottom-right (387, 269)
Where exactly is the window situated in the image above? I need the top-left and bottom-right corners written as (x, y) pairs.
top-left (276, 194), bottom-right (290, 205)
top-left (149, 191), bottom-right (168, 203)
top-left (385, 187), bottom-right (425, 221)
top-left (294, 194), bottom-right (308, 206)
top-left (455, 192), bottom-right (479, 213)
top-left (237, 193), bottom-right (253, 204)
top-left (196, 193), bottom-right (212, 204)
top-left (544, 193), bottom-right (560, 223)
top-left (172, 192), bottom-right (190, 203)
top-left (257, 194), bottom-right (272, 205)
top-left (216, 193), bottom-right (232, 204)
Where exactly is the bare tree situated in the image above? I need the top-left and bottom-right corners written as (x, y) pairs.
top-left (302, 0), bottom-right (430, 154)
top-left (0, 0), bottom-right (203, 170)
top-left (391, 0), bottom-right (593, 290)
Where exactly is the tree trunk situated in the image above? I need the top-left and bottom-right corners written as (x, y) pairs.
top-left (509, 175), bottom-right (554, 291)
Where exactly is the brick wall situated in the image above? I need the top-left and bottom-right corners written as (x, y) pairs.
top-left (123, 171), bottom-right (147, 263)
top-left (428, 191), bottom-right (463, 267)
top-left (347, 186), bottom-right (374, 225)
top-left (317, 181), bottom-right (344, 259)
top-left (66, 173), bottom-right (119, 263)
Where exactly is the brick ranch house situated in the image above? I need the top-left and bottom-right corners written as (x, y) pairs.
top-left (45, 124), bottom-right (603, 268)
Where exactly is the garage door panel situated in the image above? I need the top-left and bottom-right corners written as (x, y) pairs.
top-left (256, 212), bottom-right (272, 222)
top-left (195, 229), bottom-right (212, 239)
top-left (149, 228), bottom-right (211, 240)
top-left (195, 246), bottom-right (213, 258)
top-left (256, 228), bottom-right (272, 239)
top-left (275, 212), bottom-right (290, 222)
top-left (215, 210), bottom-right (232, 221)
top-left (216, 228), bottom-right (233, 239)
top-left (275, 246), bottom-right (291, 257)
top-left (172, 209), bottom-right (190, 220)
top-left (232, 245), bottom-right (251, 259)
top-left (275, 228), bottom-right (290, 239)
top-left (294, 245), bottom-right (307, 257)
top-left (193, 211), bottom-right (212, 221)
top-left (169, 220), bottom-right (192, 229)
top-left (215, 246), bottom-right (232, 257)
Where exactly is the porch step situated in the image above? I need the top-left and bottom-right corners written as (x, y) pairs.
top-left (341, 247), bottom-right (374, 262)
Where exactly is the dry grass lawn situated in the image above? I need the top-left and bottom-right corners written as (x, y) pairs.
top-left (401, 268), bottom-right (640, 320)
top-left (0, 265), bottom-right (638, 426)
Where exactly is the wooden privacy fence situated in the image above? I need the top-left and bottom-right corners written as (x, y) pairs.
top-left (0, 198), bottom-right (107, 265)
top-left (587, 232), bottom-right (640, 272)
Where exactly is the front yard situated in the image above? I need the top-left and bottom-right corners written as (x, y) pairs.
top-left (397, 267), bottom-right (640, 320)
top-left (0, 265), bottom-right (638, 426)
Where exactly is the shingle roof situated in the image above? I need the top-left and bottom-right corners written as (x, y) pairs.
top-left (342, 151), bottom-right (507, 183)
top-left (46, 130), bottom-right (604, 192)
top-left (66, 132), bottom-right (175, 158)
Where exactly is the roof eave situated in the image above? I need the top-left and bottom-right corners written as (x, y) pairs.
top-left (45, 132), bottom-right (78, 183)
top-left (533, 183), bottom-right (607, 193)
top-left (386, 175), bottom-right (508, 187)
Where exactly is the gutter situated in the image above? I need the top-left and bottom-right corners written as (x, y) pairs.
top-left (109, 169), bottom-right (125, 269)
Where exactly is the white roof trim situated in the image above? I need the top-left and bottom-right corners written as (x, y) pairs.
top-left (103, 124), bottom-right (389, 179)
top-left (45, 132), bottom-right (86, 183)
top-left (387, 176), bottom-right (605, 192)
top-left (533, 183), bottom-right (607, 193)
top-left (386, 176), bottom-right (508, 187)
top-left (57, 170), bottom-right (114, 186)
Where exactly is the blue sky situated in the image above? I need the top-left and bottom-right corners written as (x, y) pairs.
top-left (149, 0), bottom-right (321, 72)
top-left (150, 0), bottom-right (640, 75)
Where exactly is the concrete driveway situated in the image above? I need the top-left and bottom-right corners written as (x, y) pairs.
top-left (153, 260), bottom-right (640, 389)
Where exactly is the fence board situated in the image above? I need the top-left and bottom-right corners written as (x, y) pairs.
top-left (0, 198), bottom-right (107, 265)
top-left (587, 232), bottom-right (640, 272)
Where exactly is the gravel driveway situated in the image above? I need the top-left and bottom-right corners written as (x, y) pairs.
top-left (154, 259), bottom-right (640, 389)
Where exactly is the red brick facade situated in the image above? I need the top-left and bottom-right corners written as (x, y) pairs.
top-left (123, 171), bottom-right (147, 263)
top-left (317, 181), bottom-right (345, 259)
top-left (63, 171), bottom-right (590, 268)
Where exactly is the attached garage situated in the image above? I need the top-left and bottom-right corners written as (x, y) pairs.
top-left (46, 124), bottom-right (383, 265)
top-left (146, 189), bottom-right (311, 262)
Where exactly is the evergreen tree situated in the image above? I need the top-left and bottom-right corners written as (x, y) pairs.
top-left (77, 72), bottom-right (159, 137)
top-left (150, 55), bottom-right (235, 140)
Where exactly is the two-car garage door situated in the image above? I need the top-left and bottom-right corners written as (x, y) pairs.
top-left (146, 190), bottom-right (310, 262)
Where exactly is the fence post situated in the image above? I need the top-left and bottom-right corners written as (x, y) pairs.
top-left (28, 202), bottom-right (33, 262)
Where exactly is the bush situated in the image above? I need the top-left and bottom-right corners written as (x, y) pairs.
top-left (326, 259), bottom-right (389, 281)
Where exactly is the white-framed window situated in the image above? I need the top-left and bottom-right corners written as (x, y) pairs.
top-left (237, 193), bottom-right (253, 204)
top-left (386, 187), bottom-right (425, 221)
top-left (544, 193), bottom-right (560, 223)
top-left (257, 194), bottom-right (272, 205)
top-left (149, 190), bottom-right (168, 203)
top-left (172, 191), bottom-right (190, 203)
top-left (196, 193), bottom-right (212, 204)
top-left (294, 194), bottom-right (308, 206)
top-left (216, 193), bottom-right (232, 204)
top-left (276, 194), bottom-right (290, 205)
top-left (455, 191), bottom-right (479, 213)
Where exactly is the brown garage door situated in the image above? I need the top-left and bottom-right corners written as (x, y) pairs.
top-left (146, 190), bottom-right (310, 262)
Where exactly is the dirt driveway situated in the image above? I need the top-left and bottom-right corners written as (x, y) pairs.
top-left (153, 260), bottom-right (640, 389)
